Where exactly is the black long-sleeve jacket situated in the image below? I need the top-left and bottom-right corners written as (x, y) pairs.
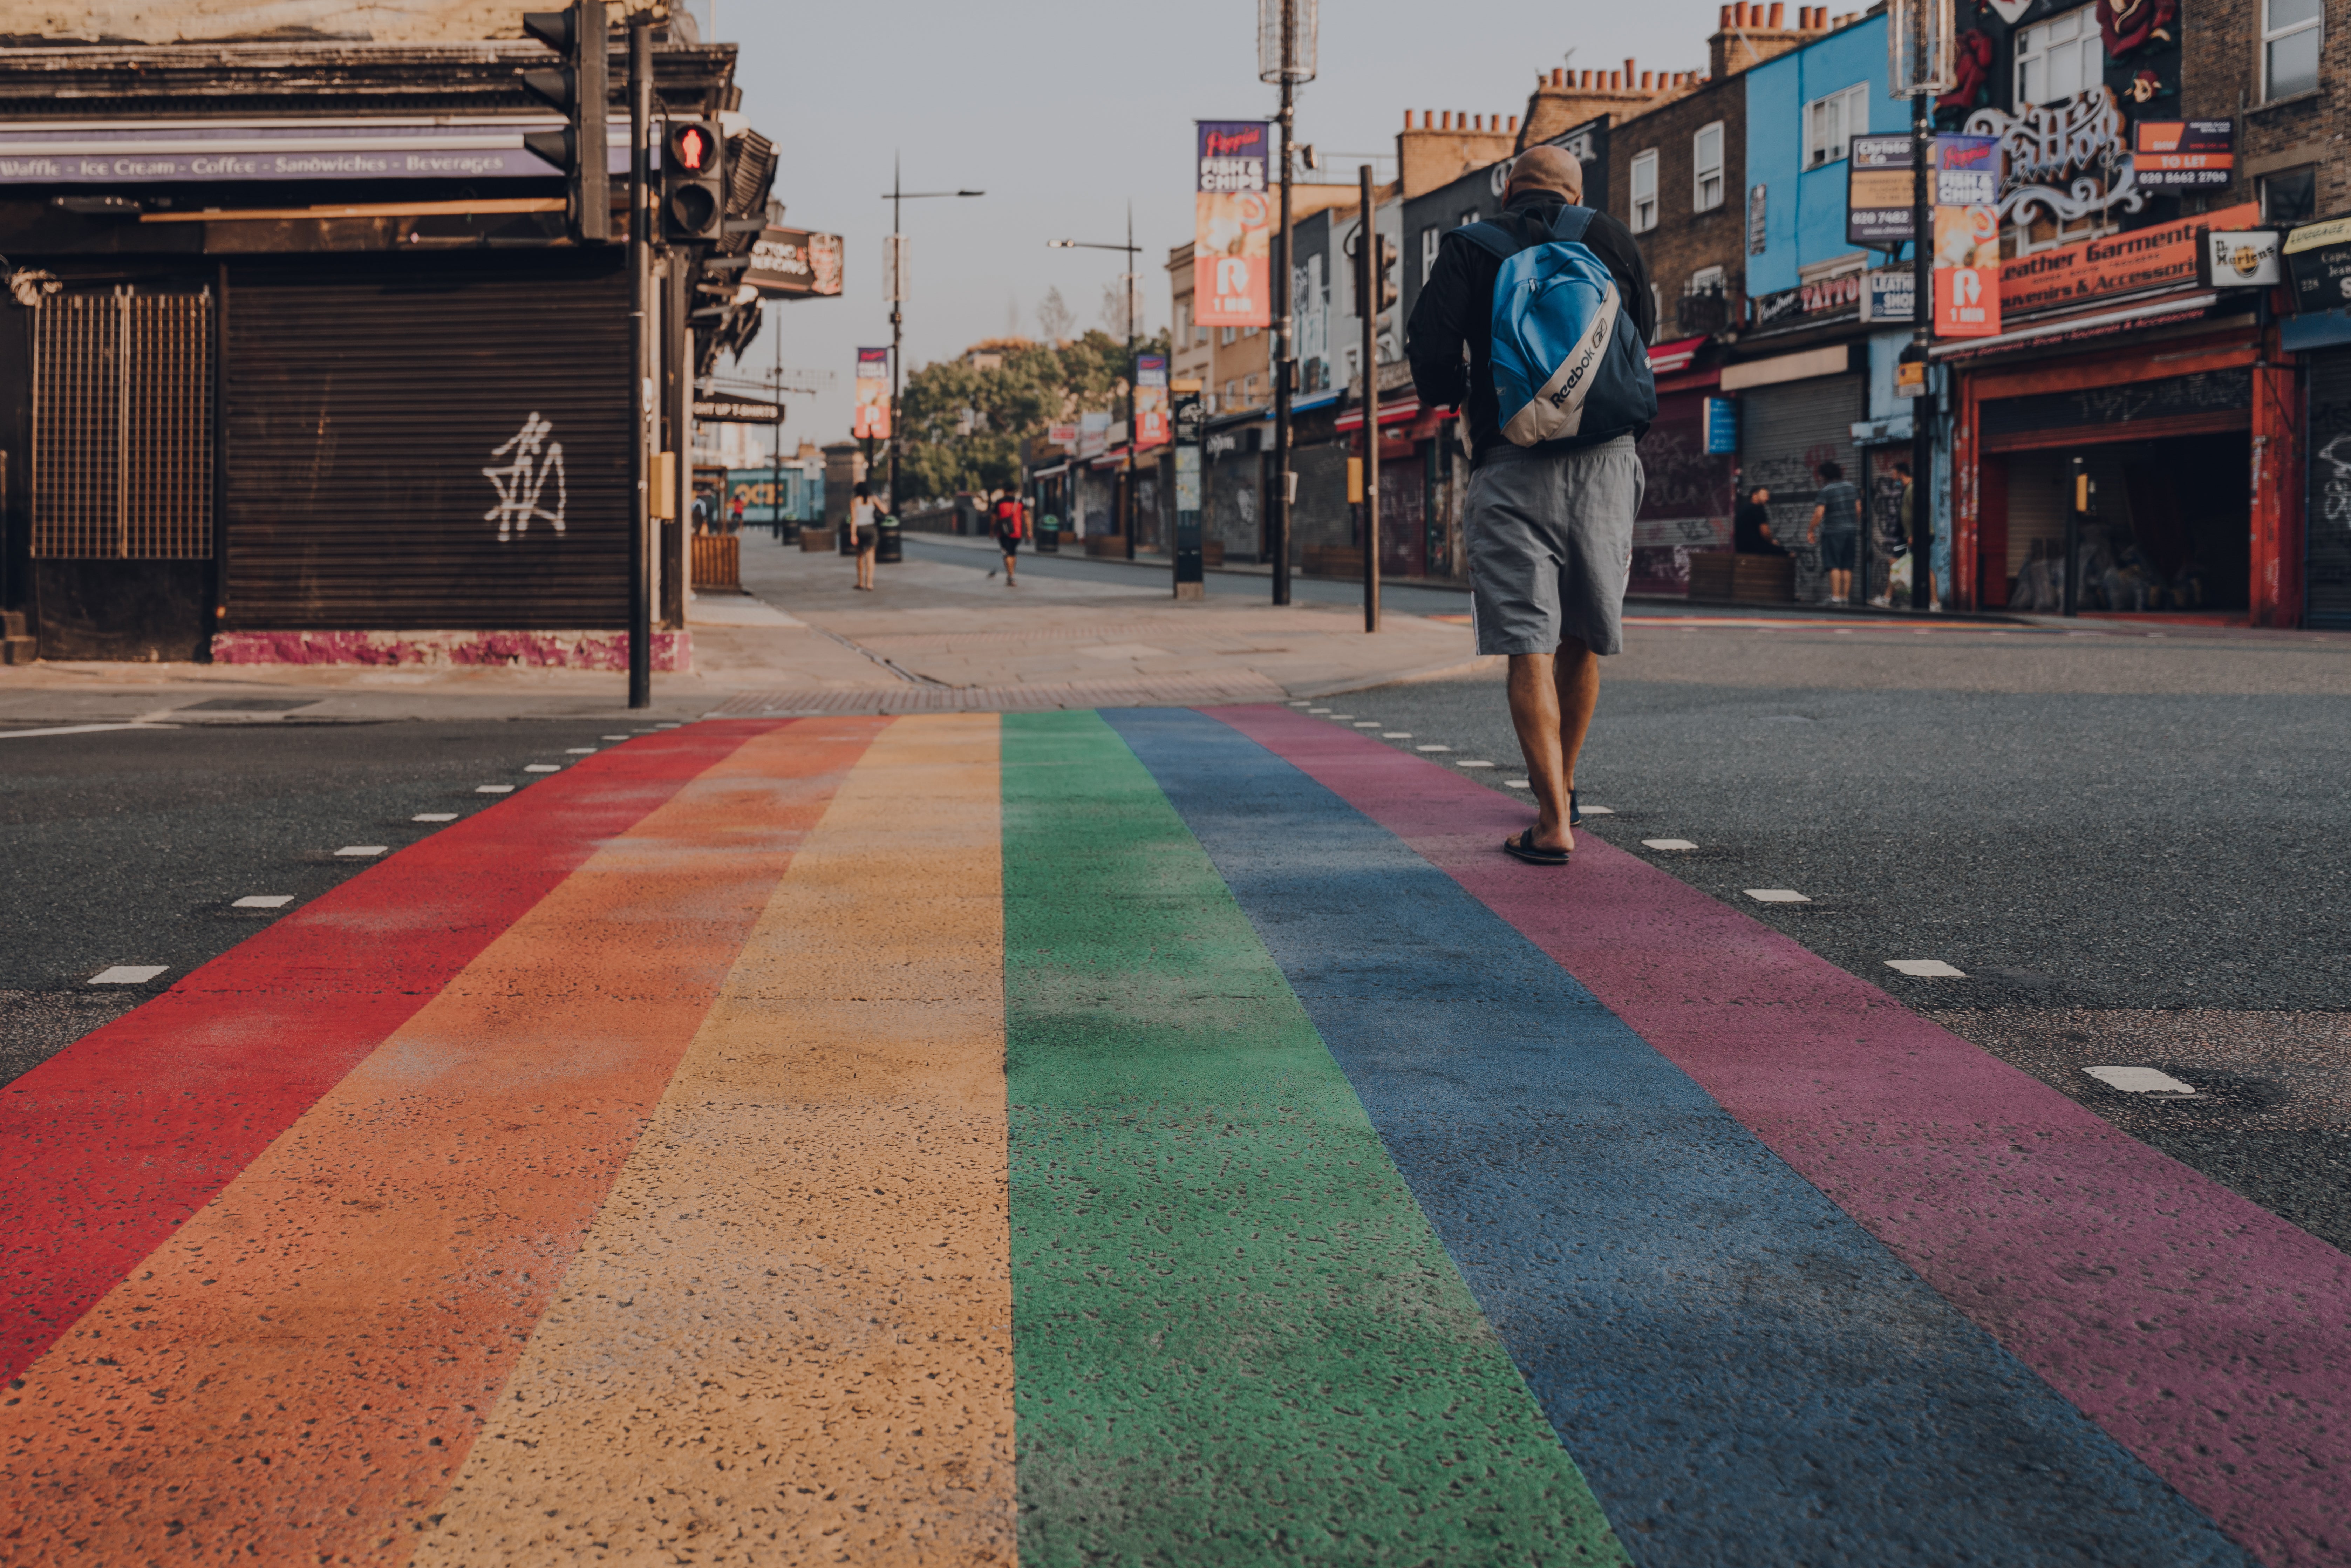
top-left (1405, 190), bottom-right (1655, 466)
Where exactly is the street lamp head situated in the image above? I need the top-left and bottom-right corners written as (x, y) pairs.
top-left (1047, 239), bottom-right (1075, 248)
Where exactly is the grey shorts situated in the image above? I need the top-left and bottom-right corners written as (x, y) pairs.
top-left (1464, 435), bottom-right (1643, 657)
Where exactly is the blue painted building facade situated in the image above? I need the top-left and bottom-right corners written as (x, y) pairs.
top-left (1742, 14), bottom-right (1893, 298)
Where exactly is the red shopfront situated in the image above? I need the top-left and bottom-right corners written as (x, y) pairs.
top-left (1632, 336), bottom-right (1737, 597)
top-left (1945, 210), bottom-right (2301, 626)
top-left (1337, 393), bottom-right (1456, 580)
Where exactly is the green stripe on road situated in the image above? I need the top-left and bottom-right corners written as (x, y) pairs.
top-left (1002, 710), bottom-right (1628, 1566)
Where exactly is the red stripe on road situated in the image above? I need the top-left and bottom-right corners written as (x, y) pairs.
top-left (1218, 704), bottom-right (2351, 1568)
top-left (0, 722), bottom-right (777, 1384)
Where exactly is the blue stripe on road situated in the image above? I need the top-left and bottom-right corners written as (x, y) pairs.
top-left (1104, 707), bottom-right (2249, 1568)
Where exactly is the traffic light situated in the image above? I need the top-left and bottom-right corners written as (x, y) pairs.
top-left (520, 1), bottom-right (609, 244)
top-left (661, 120), bottom-right (727, 244)
top-left (1351, 228), bottom-right (1401, 317)
top-left (1374, 234), bottom-right (1400, 312)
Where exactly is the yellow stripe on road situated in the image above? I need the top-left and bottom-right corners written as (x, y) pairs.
top-left (412, 713), bottom-right (1014, 1567)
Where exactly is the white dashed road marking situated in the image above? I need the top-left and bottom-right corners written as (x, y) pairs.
top-left (1416, 745), bottom-right (1453, 753)
top-left (413, 813), bottom-right (458, 823)
top-left (1885, 959), bottom-right (1967, 977)
top-left (523, 764), bottom-right (561, 772)
top-left (2084, 1065), bottom-right (2195, 1095)
top-left (476, 784), bottom-right (516, 794)
top-left (1745, 889), bottom-right (1811, 903)
top-left (1308, 707), bottom-right (1331, 713)
top-left (1288, 701), bottom-right (1311, 707)
top-left (335, 846), bottom-right (388, 858)
top-left (1580, 805), bottom-right (1614, 816)
top-left (602, 734), bottom-right (631, 739)
top-left (1457, 760), bottom-right (1495, 769)
top-left (565, 747), bottom-right (597, 754)
top-left (1383, 731), bottom-right (1412, 738)
top-left (1352, 722), bottom-right (1381, 728)
top-left (1643, 839), bottom-right (1698, 851)
top-left (232, 895), bottom-right (293, 909)
top-left (89, 966), bottom-right (168, 985)
top-left (1507, 779), bottom-right (1532, 789)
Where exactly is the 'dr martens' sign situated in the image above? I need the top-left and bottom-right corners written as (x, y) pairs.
top-left (1999, 202), bottom-right (2258, 315)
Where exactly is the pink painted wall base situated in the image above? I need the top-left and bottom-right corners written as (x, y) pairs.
top-left (209, 629), bottom-right (693, 671)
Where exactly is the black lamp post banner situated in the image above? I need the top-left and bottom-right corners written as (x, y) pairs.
top-left (1173, 391), bottom-right (1206, 595)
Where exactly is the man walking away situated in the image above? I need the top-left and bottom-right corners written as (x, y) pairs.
top-left (1809, 461), bottom-right (1860, 605)
top-left (1406, 143), bottom-right (1655, 865)
top-left (991, 489), bottom-right (1025, 586)
top-left (1734, 484), bottom-right (1788, 555)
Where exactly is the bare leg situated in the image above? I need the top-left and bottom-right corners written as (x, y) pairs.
top-left (1508, 636), bottom-right (1599, 853)
top-left (1004, 550), bottom-right (1017, 585)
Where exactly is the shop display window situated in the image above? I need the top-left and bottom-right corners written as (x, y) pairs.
top-left (1996, 437), bottom-right (2250, 614)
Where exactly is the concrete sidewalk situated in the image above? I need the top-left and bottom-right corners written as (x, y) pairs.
top-left (0, 529), bottom-right (1487, 726)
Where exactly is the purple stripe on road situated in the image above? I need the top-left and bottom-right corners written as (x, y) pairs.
top-left (1215, 703), bottom-right (2351, 1568)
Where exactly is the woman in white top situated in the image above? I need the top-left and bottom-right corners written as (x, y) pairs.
top-left (850, 483), bottom-right (879, 591)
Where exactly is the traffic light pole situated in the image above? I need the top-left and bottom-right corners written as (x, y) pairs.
top-left (1358, 164), bottom-right (1381, 634)
top-left (626, 13), bottom-right (652, 708)
top-left (1908, 93), bottom-right (1935, 611)
top-left (1270, 28), bottom-right (1295, 606)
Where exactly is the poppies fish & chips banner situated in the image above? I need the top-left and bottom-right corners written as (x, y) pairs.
top-left (1197, 120), bottom-right (1271, 329)
top-left (1134, 354), bottom-right (1170, 449)
top-left (852, 347), bottom-right (891, 441)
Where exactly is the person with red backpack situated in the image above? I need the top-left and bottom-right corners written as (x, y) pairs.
top-left (990, 488), bottom-right (1027, 587)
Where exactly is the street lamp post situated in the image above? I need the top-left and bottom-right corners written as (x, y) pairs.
top-left (879, 158), bottom-right (983, 513)
top-left (1261, 0), bottom-right (1316, 607)
top-left (1048, 219), bottom-right (1145, 560)
top-left (1890, 0), bottom-right (1953, 612)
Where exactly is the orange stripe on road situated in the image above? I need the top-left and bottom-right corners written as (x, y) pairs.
top-left (0, 718), bottom-right (883, 1568)
top-left (411, 713), bottom-right (1014, 1566)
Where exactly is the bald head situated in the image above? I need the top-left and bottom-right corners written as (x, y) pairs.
top-left (1505, 144), bottom-right (1584, 204)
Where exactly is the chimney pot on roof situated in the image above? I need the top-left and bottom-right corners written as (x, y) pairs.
top-left (1509, 114), bottom-right (1520, 130)
top-left (1625, 56), bottom-right (1637, 80)
top-left (1642, 70), bottom-right (1654, 89)
top-left (1771, 2), bottom-right (1786, 24)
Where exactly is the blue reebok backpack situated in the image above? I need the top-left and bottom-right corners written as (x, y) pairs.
top-left (1456, 205), bottom-right (1657, 446)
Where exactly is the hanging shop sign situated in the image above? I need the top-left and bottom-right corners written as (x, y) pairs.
top-left (1934, 203), bottom-right (2002, 336)
top-left (1047, 422), bottom-right (1079, 448)
top-left (1860, 268), bottom-right (1916, 323)
top-left (2285, 217), bottom-right (2351, 314)
top-left (2133, 120), bottom-right (2233, 190)
top-left (851, 347), bottom-right (890, 440)
top-left (1703, 396), bottom-right (1738, 455)
top-left (1999, 200), bottom-right (2258, 315)
top-left (1134, 354), bottom-right (1170, 449)
top-left (2199, 228), bottom-right (2280, 289)
top-left (743, 227), bottom-right (844, 298)
top-left (1963, 87), bottom-right (2144, 230)
top-left (1077, 410), bottom-right (1112, 458)
top-left (1195, 120), bottom-right (1271, 329)
top-left (694, 397), bottom-right (784, 424)
top-left (1747, 183), bottom-right (1768, 257)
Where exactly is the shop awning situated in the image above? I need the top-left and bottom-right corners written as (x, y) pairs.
top-left (1647, 335), bottom-right (1709, 374)
top-left (1334, 396), bottom-right (1420, 432)
top-left (1929, 291), bottom-right (2220, 360)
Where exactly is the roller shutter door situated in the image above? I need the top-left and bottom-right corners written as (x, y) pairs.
top-left (1738, 372), bottom-right (1864, 601)
top-left (222, 253), bottom-right (630, 630)
top-left (2307, 348), bottom-right (2351, 629)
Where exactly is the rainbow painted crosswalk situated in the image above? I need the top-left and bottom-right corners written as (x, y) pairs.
top-left (0, 709), bottom-right (2342, 1567)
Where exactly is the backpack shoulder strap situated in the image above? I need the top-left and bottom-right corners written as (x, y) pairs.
top-left (1548, 204), bottom-right (1598, 244)
top-left (1452, 219), bottom-right (1524, 262)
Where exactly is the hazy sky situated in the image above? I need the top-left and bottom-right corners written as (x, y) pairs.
top-left (711, 0), bottom-right (1730, 443)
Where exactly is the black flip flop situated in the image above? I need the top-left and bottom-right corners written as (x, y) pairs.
top-left (1502, 829), bottom-right (1570, 866)
top-left (1569, 786), bottom-right (1583, 828)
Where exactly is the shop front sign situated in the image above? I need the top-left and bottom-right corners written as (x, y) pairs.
top-left (1999, 201), bottom-right (2257, 315)
top-left (743, 227), bottom-right (845, 298)
top-left (2199, 229), bottom-right (2280, 289)
top-left (2285, 217), bottom-right (2351, 314)
top-left (1860, 269), bottom-right (1915, 323)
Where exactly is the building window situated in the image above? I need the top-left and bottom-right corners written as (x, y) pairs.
top-left (1630, 149), bottom-right (1660, 232)
top-left (2015, 6), bottom-right (2104, 106)
top-left (1221, 325), bottom-right (1235, 346)
top-left (2262, 165), bottom-right (2318, 224)
top-left (1693, 122), bottom-right (1725, 212)
top-left (1804, 83), bottom-right (1869, 168)
top-left (2264, 0), bottom-right (2323, 100)
top-left (1225, 378), bottom-right (1239, 401)
top-left (1456, 207), bottom-right (1480, 228)
top-left (1420, 225), bottom-right (1440, 283)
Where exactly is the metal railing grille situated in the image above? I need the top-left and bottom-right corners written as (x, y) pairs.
top-left (32, 290), bottom-right (213, 559)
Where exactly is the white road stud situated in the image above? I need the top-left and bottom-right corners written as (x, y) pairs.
top-left (412, 813), bottom-right (458, 823)
top-left (1746, 889), bottom-right (1811, 903)
top-left (1643, 839), bottom-right (1698, 851)
top-left (335, 846), bottom-right (388, 858)
top-left (2084, 1065), bottom-right (2195, 1095)
top-left (89, 966), bottom-right (167, 985)
top-left (232, 895), bottom-right (293, 909)
top-left (1885, 959), bottom-right (1967, 977)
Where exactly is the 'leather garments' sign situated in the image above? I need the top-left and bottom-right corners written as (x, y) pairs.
top-left (2001, 202), bottom-right (2258, 315)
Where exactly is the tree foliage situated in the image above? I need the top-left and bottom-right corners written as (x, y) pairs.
top-left (894, 327), bottom-right (1172, 502)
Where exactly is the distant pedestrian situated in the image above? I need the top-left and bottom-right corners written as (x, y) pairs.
top-left (1734, 484), bottom-right (1788, 556)
top-left (990, 489), bottom-right (1025, 586)
top-left (851, 483), bottom-right (878, 591)
top-left (729, 495), bottom-right (746, 534)
top-left (1808, 460), bottom-right (1860, 605)
top-left (1405, 142), bottom-right (1656, 866)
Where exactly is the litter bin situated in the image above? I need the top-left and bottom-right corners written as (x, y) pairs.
top-left (1038, 513), bottom-right (1061, 553)
top-left (876, 513), bottom-right (902, 563)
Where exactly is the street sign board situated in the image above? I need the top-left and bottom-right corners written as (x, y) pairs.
top-left (742, 227), bottom-right (844, 298)
top-left (1703, 397), bottom-right (1738, 455)
top-left (694, 397), bottom-right (784, 424)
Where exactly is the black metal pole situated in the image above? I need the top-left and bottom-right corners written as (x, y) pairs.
top-left (1271, 24), bottom-right (1295, 606)
top-left (665, 251), bottom-right (691, 626)
top-left (1909, 96), bottom-right (1936, 612)
top-left (1125, 204), bottom-right (1138, 561)
top-left (626, 13), bottom-right (652, 708)
top-left (889, 158), bottom-right (902, 518)
top-left (1359, 163), bottom-right (1381, 634)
